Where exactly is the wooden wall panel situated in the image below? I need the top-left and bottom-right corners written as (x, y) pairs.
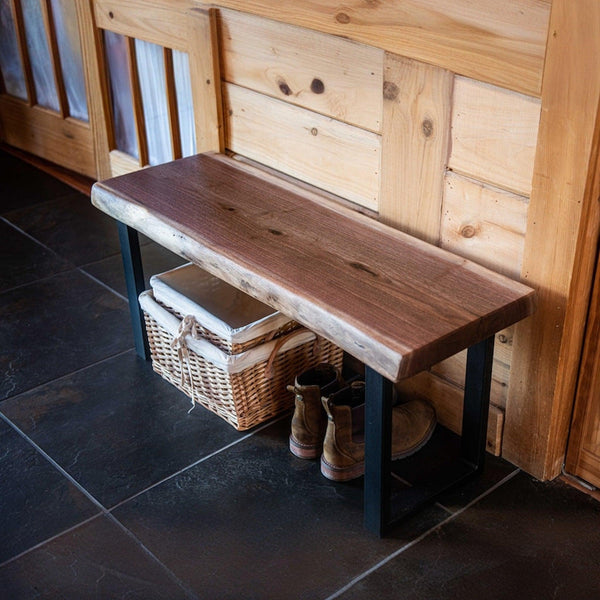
top-left (441, 172), bottom-right (528, 279)
top-left (219, 9), bottom-right (383, 133)
top-left (223, 83), bottom-right (380, 210)
top-left (200, 0), bottom-right (551, 97)
top-left (397, 371), bottom-right (505, 456)
top-left (378, 53), bottom-right (452, 244)
top-left (449, 77), bottom-right (541, 196)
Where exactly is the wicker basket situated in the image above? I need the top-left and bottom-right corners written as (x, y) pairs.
top-left (139, 290), bottom-right (344, 430)
top-left (149, 263), bottom-right (298, 353)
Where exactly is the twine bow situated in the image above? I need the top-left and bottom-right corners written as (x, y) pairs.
top-left (170, 315), bottom-right (202, 412)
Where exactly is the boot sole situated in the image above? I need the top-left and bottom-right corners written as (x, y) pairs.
top-left (289, 435), bottom-right (322, 460)
top-left (320, 419), bottom-right (437, 482)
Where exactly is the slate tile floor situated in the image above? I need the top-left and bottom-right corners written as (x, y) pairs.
top-left (1, 148), bottom-right (599, 599)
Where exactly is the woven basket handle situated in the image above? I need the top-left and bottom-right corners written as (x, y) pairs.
top-left (264, 327), bottom-right (321, 379)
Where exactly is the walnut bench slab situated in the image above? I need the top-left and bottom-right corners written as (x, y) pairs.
top-left (91, 152), bottom-right (536, 535)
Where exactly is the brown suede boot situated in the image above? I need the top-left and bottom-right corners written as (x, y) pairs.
top-left (320, 383), bottom-right (436, 481)
top-left (287, 363), bottom-right (343, 459)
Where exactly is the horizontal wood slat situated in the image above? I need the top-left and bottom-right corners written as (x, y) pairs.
top-left (397, 374), bottom-right (505, 456)
top-left (202, 0), bottom-right (551, 96)
top-left (441, 172), bottom-right (529, 279)
top-left (108, 149), bottom-right (141, 177)
top-left (223, 82), bottom-right (381, 210)
top-left (94, 0), bottom-right (193, 50)
top-left (92, 152), bottom-right (536, 382)
top-left (218, 8), bottom-right (383, 133)
top-left (449, 77), bottom-right (541, 197)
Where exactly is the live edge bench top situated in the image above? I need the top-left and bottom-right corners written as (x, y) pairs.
top-left (92, 152), bottom-right (536, 383)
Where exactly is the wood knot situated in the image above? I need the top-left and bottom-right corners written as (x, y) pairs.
top-left (336, 12), bottom-right (351, 24)
top-left (459, 224), bottom-right (477, 238)
top-left (422, 119), bottom-right (434, 138)
top-left (349, 262), bottom-right (378, 277)
top-left (310, 127), bottom-right (318, 136)
top-left (278, 79), bottom-right (292, 96)
top-left (311, 78), bottom-right (325, 94)
top-left (498, 333), bottom-right (510, 344)
top-left (108, 10), bottom-right (114, 18)
top-left (383, 81), bottom-right (399, 101)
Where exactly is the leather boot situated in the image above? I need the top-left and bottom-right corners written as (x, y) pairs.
top-left (321, 383), bottom-right (436, 481)
top-left (287, 363), bottom-right (343, 459)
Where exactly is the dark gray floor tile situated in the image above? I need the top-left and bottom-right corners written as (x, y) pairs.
top-left (82, 242), bottom-right (187, 297)
top-left (2, 351), bottom-right (245, 508)
top-left (391, 425), bottom-right (519, 513)
top-left (336, 471), bottom-right (600, 600)
top-left (0, 219), bottom-right (73, 293)
top-left (113, 419), bottom-right (449, 600)
top-left (0, 270), bottom-right (132, 400)
top-left (0, 418), bottom-right (99, 564)
top-left (0, 515), bottom-right (193, 599)
top-left (0, 150), bottom-right (76, 214)
top-left (4, 192), bottom-right (123, 266)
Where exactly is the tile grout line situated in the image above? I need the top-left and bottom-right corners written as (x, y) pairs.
top-left (107, 412), bottom-right (291, 513)
top-left (324, 467), bottom-right (521, 600)
top-left (104, 512), bottom-right (200, 600)
top-left (0, 412), bottom-right (199, 597)
top-left (77, 267), bottom-right (129, 302)
top-left (390, 472), bottom-right (454, 516)
top-left (0, 215), bottom-right (128, 303)
top-left (0, 408), bottom-right (287, 591)
top-left (0, 514), bottom-right (103, 569)
top-left (0, 216), bottom-right (74, 262)
top-left (0, 348), bottom-right (134, 404)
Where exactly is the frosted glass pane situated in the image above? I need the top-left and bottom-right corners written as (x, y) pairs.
top-left (104, 30), bottom-right (138, 159)
top-left (135, 39), bottom-right (172, 166)
top-left (22, 0), bottom-right (59, 111)
top-left (0, 0), bottom-right (27, 99)
top-left (50, 0), bottom-right (88, 121)
top-left (173, 50), bottom-right (196, 157)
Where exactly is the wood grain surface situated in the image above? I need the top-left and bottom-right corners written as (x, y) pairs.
top-left (92, 152), bottom-right (535, 382)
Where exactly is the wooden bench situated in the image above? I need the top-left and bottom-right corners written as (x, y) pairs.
top-left (91, 152), bottom-right (536, 536)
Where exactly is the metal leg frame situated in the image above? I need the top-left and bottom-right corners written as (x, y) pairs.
top-left (363, 336), bottom-right (495, 537)
top-left (117, 221), bottom-right (149, 360)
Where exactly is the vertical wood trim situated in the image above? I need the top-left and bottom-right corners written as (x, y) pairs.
top-left (565, 249), bottom-right (600, 484)
top-left (40, 0), bottom-right (68, 117)
top-left (75, 0), bottom-right (112, 179)
top-left (378, 53), bottom-right (452, 244)
top-left (163, 47), bottom-right (182, 160)
top-left (126, 36), bottom-right (148, 167)
top-left (11, 0), bottom-right (36, 106)
top-left (503, 0), bottom-right (600, 479)
top-left (188, 7), bottom-right (223, 153)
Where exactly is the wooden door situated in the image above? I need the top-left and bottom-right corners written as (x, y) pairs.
top-left (85, 0), bottom-right (223, 180)
top-left (0, 0), bottom-right (97, 178)
top-left (566, 254), bottom-right (600, 488)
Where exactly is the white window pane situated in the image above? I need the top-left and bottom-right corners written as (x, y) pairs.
top-left (22, 0), bottom-right (59, 111)
top-left (0, 0), bottom-right (27, 100)
top-left (173, 50), bottom-right (196, 157)
top-left (50, 0), bottom-right (88, 121)
top-left (135, 39), bottom-right (171, 166)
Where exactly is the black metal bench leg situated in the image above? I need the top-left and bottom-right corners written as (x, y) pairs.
top-left (461, 335), bottom-right (495, 470)
top-left (364, 366), bottom-right (394, 537)
top-left (117, 221), bottom-right (149, 360)
top-left (362, 336), bottom-right (495, 537)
